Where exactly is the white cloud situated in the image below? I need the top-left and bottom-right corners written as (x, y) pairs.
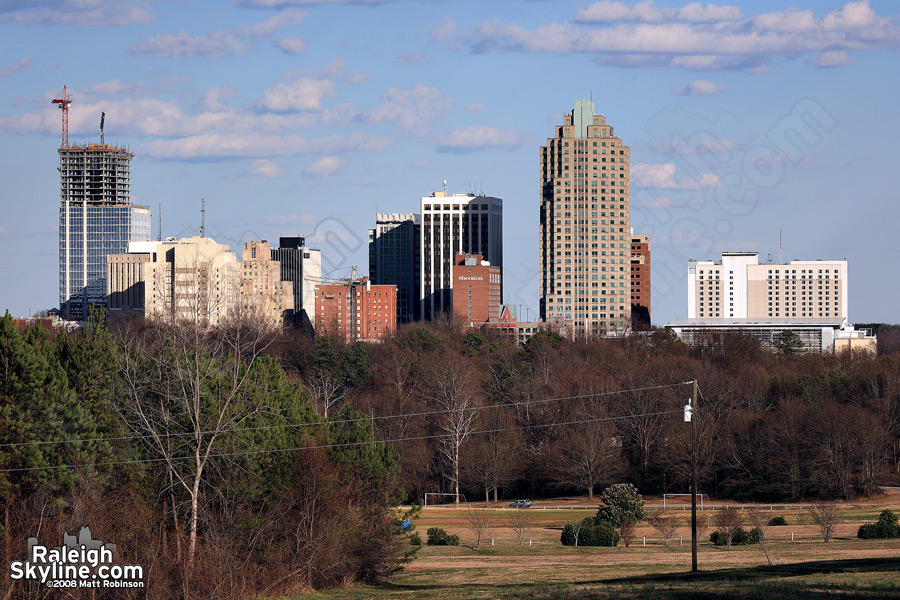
top-left (275, 37), bottom-right (308, 55)
top-left (195, 85), bottom-right (239, 112)
top-left (465, 1), bottom-right (898, 72)
top-left (394, 52), bottom-right (427, 63)
top-left (367, 84), bottom-right (452, 128)
top-left (650, 135), bottom-right (736, 155)
top-left (430, 16), bottom-right (457, 45)
top-left (631, 163), bottom-right (722, 190)
top-left (238, 9), bottom-right (306, 37)
top-left (139, 132), bottom-right (391, 160)
top-left (130, 9), bottom-right (306, 59)
top-left (239, 0), bottom-right (390, 6)
top-left (257, 78), bottom-right (336, 112)
top-left (1, 0), bottom-right (153, 27)
top-left (0, 56), bottom-right (32, 77)
top-left (343, 71), bottom-right (369, 84)
top-left (130, 31), bottom-right (249, 59)
top-left (575, 1), bottom-right (741, 24)
top-left (437, 125), bottom-right (525, 153)
top-left (303, 156), bottom-right (344, 178)
top-left (673, 80), bottom-right (725, 95)
top-left (812, 51), bottom-right (852, 67)
top-left (244, 159), bottom-right (286, 178)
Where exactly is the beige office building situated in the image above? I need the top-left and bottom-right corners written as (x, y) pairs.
top-left (142, 236), bottom-right (242, 326)
top-left (540, 100), bottom-right (631, 333)
top-left (110, 237), bottom-right (294, 328)
top-left (241, 241), bottom-right (294, 328)
top-left (688, 252), bottom-right (847, 320)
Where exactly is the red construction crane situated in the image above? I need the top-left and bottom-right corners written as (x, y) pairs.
top-left (51, 85), bottom-right (73, 148)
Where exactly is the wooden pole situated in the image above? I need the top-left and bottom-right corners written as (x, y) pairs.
top-left (691, 379), bottom-right (699, 572)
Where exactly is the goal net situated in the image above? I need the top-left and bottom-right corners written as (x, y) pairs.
top-left (424, 493), bottom-right (468, 509)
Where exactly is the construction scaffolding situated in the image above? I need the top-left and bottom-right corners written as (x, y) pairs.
top-left (58, 142), bottom-right (150, 320)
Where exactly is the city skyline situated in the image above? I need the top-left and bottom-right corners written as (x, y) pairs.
top-left (1, 1), bottom-right (899, 325)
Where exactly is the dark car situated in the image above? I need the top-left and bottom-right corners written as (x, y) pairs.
top-left (509, 499), bottom-right (532, 508)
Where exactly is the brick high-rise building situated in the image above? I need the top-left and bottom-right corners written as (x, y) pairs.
top-left (420, 190), bottom-right (502, 320)
top-left (315, 277), bottom-right (396, 343)
top-left (451, 254), bottom-right (501, 327)
top-left (540, 100), bottom-right (631, 335)
top-left (630, 233), bottom-right (651, 327)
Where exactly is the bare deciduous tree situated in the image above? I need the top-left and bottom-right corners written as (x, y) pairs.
top-left (550, 406), bottom-right (620, 501)
top-left (464, 409), bottom-right (522, 505)
top-left (807, 505), bottom-right (842, 543)
top-left (508, 508), bottom-right (534, 545)
top-left (619, 519), bottom-right (637, 548)
top-left (713, 506), bottom-right (743, 549)
top-left (746, 507), bottom-right (772, 565)
top-left (648, 512), bottom-right (681, 547)
top-left (465, 508), bottom-right (493, 551)
top-left (116, 259), bottom-right (276, 566)
top-left (425, 360), bottom-right (480, 506)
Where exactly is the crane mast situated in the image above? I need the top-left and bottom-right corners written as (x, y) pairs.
top-left (51, 86), bottom-right (73, 149)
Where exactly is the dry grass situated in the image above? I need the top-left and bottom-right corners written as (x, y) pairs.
top-left (277, 495), bottom-right (900, 600)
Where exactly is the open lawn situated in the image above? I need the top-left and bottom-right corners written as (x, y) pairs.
top-left (277, 494), bottom-right (900, 599)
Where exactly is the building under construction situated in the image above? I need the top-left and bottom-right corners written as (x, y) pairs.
top-left (56, 87), bottom-right (150, 320)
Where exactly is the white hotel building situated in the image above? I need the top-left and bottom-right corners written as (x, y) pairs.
top-left (668, 252), bottom-right (874, 353)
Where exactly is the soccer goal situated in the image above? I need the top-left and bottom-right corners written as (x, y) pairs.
top-left (424, 493), bottom-right (468, 510)
top-left (663, 493), bottom-right (706, 510)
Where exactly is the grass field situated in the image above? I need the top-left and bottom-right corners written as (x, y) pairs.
top-left (277, 494), bottom-right (900, 599)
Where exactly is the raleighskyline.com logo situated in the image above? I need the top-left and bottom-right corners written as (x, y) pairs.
top-left (9, 527), bottom-right (144, 589)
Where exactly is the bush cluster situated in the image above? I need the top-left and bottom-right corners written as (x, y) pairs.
top-left (560, 518), bottom-right (619, 547)
top-left (709, 527), bottom-right (764, 546)
top-left (768, 516), bottom-right (787, 526)
top-left (857, 510), bottom-right (900, 539)
top-left (426, 527), bottom-right (460, 546)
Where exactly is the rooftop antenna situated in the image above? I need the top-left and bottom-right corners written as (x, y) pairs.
top-left (157, 203), bottom-right (162, 241)
top-left (200, 198), bottom-right (206, 238)
top-left (779, 229), bottom-right (783, 264)
top-left (442, 179), bottom-right (447, 195)
top-left (99, 112), bottom-right (105, 145)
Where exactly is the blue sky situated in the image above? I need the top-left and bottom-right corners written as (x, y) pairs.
top-left (0, 0), bottom-right (898, 325)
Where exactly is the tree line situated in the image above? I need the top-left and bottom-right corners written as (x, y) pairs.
top-left (2, 311), bottom-right (899, 597)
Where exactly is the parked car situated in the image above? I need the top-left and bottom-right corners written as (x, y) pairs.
top-left (509, 499), bottom-right (532, 508)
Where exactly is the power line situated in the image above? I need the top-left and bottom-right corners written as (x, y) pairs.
top-left (0, 408), bottom-right (684, 474)
top-left (0, 381), bottom-right (693, 450)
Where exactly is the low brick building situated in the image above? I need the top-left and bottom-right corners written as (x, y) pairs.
top-left (452, 254), bottom-right (502, 328)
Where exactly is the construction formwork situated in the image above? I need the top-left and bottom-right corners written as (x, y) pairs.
top-left (58, 143), bottom-right (150, 320)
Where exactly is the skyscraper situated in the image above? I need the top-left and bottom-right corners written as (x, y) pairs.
top-left (369, 213), bottom-right (420, 323)
top-left (58, 142), bottom-right (150, 320)
top-left (540, 101), bottom-right (631, 333)
top-left (270, 236), bottom-right (321, 327)
top-left (420, 191), bottom-right (502, 320)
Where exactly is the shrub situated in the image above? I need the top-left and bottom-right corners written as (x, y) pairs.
top-left (595, 483), bottom-right (646, 528)
top-left (710, 527), bottom-right (752, 546)
top-left (857, 510), bottom-right (900, 540)
top-left (768, 516), bottom-right (787, 527)
top-left (747, 526), bottom-right (765, 544)
top-left (409, 532), bottom-right (422, 547)
top-left (561, 518), bottom-right (619, 546)
top-left (426, 527), bottom-right (459, 546)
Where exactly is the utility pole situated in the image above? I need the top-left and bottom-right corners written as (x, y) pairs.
top-left (691, 378), bottom-right (699, 572)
